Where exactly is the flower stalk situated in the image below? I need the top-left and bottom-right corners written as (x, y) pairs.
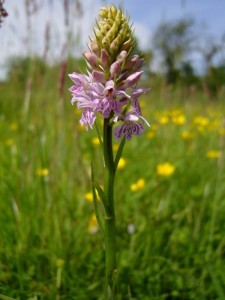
top-left (103, 118), bottom-right (117, 298)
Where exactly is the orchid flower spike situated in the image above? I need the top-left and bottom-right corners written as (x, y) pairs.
top-left (69, 5), bottom-right (149, 140)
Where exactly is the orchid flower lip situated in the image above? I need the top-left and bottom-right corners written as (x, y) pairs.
top-left (128, 114), bottom-right (139, 122)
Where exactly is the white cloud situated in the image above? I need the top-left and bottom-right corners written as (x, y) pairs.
top-left (133, 22), bottom-right (152, 51)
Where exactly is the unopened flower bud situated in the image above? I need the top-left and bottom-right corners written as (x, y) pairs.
top-left (101, 49), bottom-right (110, 68)
top-left (92, 70), bottom-right (106, 84)
top-left (133, 58), bottom-right (144, 72)
top-left (99, 7), bottom-right (108, 18)
top-left (115, 9), bottom-right (122, 22)
top-left (94, 28), bottom-right (103, 45)
top-left (89, 41), bottom-right (99, 56)
top-left (125, 55), bottom-right (141, 70)
top-left (110, 5), bottom-right (117, 18)
top-left (116, 51), bottom-right (128, 63)
top-left (110, 61), bottom-right (121, 78)
top-left (92, 6), bottom-right (135, 61)
top-left (110, 37), bottom-right (120, 55)
top-left (120, 37), bottom-right (133, 52)
top-left (102, 37), bottom-right (110, 49)
top-left (83, 51), bottom-right (98, 67)
top-left (121, 71), bottom-right (143, 89)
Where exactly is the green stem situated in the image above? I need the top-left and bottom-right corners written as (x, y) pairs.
top-left (103, 118), bottom-right (117, 299)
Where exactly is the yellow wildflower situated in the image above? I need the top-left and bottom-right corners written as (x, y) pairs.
top-left (219, 128), bottom-right (225, 136)
top-left (118, 157), bottom-right (126, 169)
top-left (37, 168), bottom-right (49, 177)
top-left (130, 178), bottom-right (145, 191)
top-left (113, 144), bottom-right (119, 152)
top-left (172, 114), bottom-right (186, 125)
top-left (84, 189), bottom-right (101, 202)
top-left (194, 117), bottom-right (209, 131)
top-left (88, 213), bottom-right (98, 234)
top-left (74, 108), bottom-right (80, 116)
top-left (197, 126), bottom-right (205, 133)
top-left (76, 124), bottom-right (85, 131)
top-left (10, 123), bottom-right (18, 131)
top-left (92, 137), bottom-right (100, 146)
top-left (159, 116), bottom-right (169, 125)
top-left (206, 150), bottom-right (221, 159)
top-left (156, 162), bottom-right (175, 177)
top-left (181, 130), bottom-right (194, 140)
top-left (146, 131), bottom-right (155, 139)
top-left (136, 178), bottom-right (145, 189)
top-left (146, 123), bottom-right (157, 139)
top-left (193, 116), bottom-right (209, 127)
top-left (151, 123), bottom-right (158, 131)
top-left (5, 138), bottom-right (14, 146)
top-left (84, 192), bottom-right (93, 202)
top-left (208, 119), bottom-right (220, 131)
top-left (170, 109), bottom-right (182, 117)
top-left (56, 259), bottom-right (65, 268)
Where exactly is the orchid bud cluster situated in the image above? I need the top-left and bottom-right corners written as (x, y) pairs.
top-left (69, 5), bottom-right (149, 140)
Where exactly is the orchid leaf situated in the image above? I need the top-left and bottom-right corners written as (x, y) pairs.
top-left (91, 161), bottom-right (104, 234)
top-left (93, 181), bottom-right (109, 215)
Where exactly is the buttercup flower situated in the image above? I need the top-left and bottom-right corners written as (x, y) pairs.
top-left (37, 168), bottom-right (49, 177)
top-left (130, 178), bottom-right (145, 191)
top-left (181, 130), bottom-right (194, 140)
top-left (84, 192), bottom-right (94, 202)
top-left (194, 116), bottom-right (209, 127)
top-left (88, 213), bottom-right (98, 234)
top-left (206, 150), bottom-right (221, 159)
top-left (10, 123), bottom-right (18, 131)
top-left (146, 131), bottom-right (155, 139)
top-left (172, 114), bottom-right (186, 125)
top-left (219, 128), bottom-right (225, 135)
top-left (193, 116), bottom-right (209, 132)
top-left (156, 162), bottom-right (175, 177)
top-left (117, 157), bottom-right (126, 169)
top-left (84, 190), bottom-right (100, 202)
top-left (159, 115), bottom-right (169, 125)
top-left (5, 138), bottom-right (14, 146)
top-left (56, 259), bottom-right (65, 268)
top-left (92, 137), bottom-right (100, 145)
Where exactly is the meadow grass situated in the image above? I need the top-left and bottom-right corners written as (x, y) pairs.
top-left (0, 75), bottom-right (225, 299)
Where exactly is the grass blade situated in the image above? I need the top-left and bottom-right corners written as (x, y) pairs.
top-left (91, 161), bottom-right (105, 234)
top-left (0, 295), bottom-right (16, 300)
top-left (114, 136), bottom-right (126, 172)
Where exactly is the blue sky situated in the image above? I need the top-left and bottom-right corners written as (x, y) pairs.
top-left (0, 0), bottom-right (225, 79)
top-left (115, 0), bottom-right (225, 48)
top-left (122, 0), bottom-right (225, 33)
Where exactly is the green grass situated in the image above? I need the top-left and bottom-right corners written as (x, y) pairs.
top-left (0, 76), bottom-right (225, 299)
